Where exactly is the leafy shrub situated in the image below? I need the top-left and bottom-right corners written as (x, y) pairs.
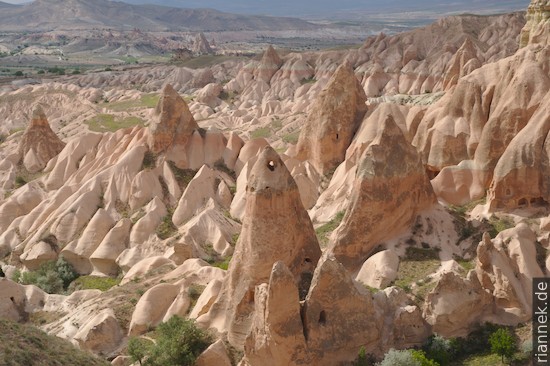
top-left (423, 335), bottom-right (453, 365)
top-left (411, 350), bottom-right (440, 366)
top-left (378, 349), bottom-right (421, 366)
top-left (489, 328), bottom-right (517, 362)
top-left (353, 346), bottom-right (375, 366)
top-left (128, 337), bottom-right (153, 366)
top-left (14, 70), bottom-right (23, 77)
top-left (132, 316), bottom-right (212, 366)
top-left (17, 257), bottom-right (78, 294)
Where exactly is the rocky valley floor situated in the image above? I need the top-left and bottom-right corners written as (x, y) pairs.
top-left (1, 1), bottom-right (550, 366)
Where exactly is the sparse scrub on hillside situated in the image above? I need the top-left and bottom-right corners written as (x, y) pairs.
top-left (394, 247), bottom-right (440, 300)
top-left (315, 211), bottom-right (345, 248)
top-left (69, 275), bottom-right (121, 292)
top-left (250, 127), bottom-right (271, 139)
top-left (104, 93), bottom-right (160, 112)
top-left (487, 216), bottom-right (515, 238)
top-left (128, 316), bottom-right (212, 366)
top-left (85, 114), bottom-right (144, 132)
top-left (142, 150), bottom-right (157, 170)
top-left (0, 319), bottom-right (110, 366)
top-left (156, 210), bottom-right (178, 240)
top-left (282, 130), bottom-right (300, 144)
top-left (167, 161), bottom-right (196, 190)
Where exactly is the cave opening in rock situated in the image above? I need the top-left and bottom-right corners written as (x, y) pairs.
top-left (267, 160), bottom-right (276, 171)
top-left (318, 310), bottom-right (327, 325)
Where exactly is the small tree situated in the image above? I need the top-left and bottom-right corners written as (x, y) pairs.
top-left (411, 350), bottom-right (440, 366)
top-left (145, 316), bottom-right (212, 366)
top-left (379, 349), bottom-right (421, 366)
top-left (489, 328), bottom-right (516, 363)
top-left (128, 337), bottom-right (152, 366)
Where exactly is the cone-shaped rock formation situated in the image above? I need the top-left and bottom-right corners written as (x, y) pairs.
top-left (18, 106), bottom-right (65, 173)
top-left (295, 62), bottom-right (367, 175)
top-left (148, 84), bottom-right (199, 154)
top-left (200, 146), bottom-right (321, 348)
top-left (329, 115), bottom-right (436, 269)
top-left (254, 45), bottom-right (283, 83)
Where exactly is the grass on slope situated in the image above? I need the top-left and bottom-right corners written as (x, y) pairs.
top-left (104, 93), bottom-right (160, 112)
top-left (315, 211), bottom-right (345, 248)
top-left (394, 247), bottom-right (440, 300)
top-left (85, 114), bottom-right (144, 132)
top-left (0, 319), bottom-right (109, 366)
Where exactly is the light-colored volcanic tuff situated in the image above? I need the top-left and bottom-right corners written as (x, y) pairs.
top-left (0, 2), bottom-right (549, 365)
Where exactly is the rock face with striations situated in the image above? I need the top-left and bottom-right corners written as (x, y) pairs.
top-left (520, 0), bottom-right (550, 47)
top-left (253, 45), bottom-right (283, 83)
top-left (329, 115), bottom-right (436, 269)
top-left (18, 106), bottom-right (65, 173)
top-left (192, 32), bottom-right (214, 55)
top-left (148, 84), bottom-right (199, 154)
top-left (244, 255), bottom-right (383, 365)
top-left (295, 62), bottom-right (367, 175)
top-left (199, 146), bottom-right (321, 349)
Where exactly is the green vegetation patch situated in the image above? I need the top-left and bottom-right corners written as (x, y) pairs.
top-left (282, 130), bottom-right (300, 144)
top-left (488, 216), bottom-right (515, 238)
top-left (85, 114), bottom-right (144, 132)
top-left (0, 319), bottom-right (110, 366)
top-left (394, 247), bottom-right (440, 295)
top-left (105, 93), bottom-right (160, 112)
top-left (315, 211), bottom-right (345, 248)
top-left (156, 211), bottom-right (178, 240)
top-left (250, 127), bottom-right (272, 139)
top-left (168, 161), bottom-right (197, 190)
top-left (69, 275), bottom-right (121, 292)
top-left (128, 316), bottom-right (212, 366)
top-left (13, 257), bottom-right (78, 294)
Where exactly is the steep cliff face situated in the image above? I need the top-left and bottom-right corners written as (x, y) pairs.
top-left (520, 0), bottom-right (550, 47)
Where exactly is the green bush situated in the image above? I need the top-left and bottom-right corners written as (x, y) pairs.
top-left (14, 70), bottom-right (23, 77)
top-left (378, 349), bottom-right (421, 366)
top-left (411, 350), bottom-right (440, 366)
top-left (134, 316), bottom-right (212, 366)
top-left (423, 335), bottom-right (453, 365)
top-left (17, 257), bottom-right (78, 294)
top-left (489, 328), bottom-right (517, 362)
top-left (128, 337), bottom-right (153, 366)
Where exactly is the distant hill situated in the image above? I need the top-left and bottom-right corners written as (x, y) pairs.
top-left (0, 0), bottom-right (318, 31)
top-left (0, 1), bottom-right (18, 8)
top-left (122, 0), bottom-right (530, 18)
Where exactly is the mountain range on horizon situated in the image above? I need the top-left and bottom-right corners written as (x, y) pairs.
top-left (0, 0), bottom-right (318, 31)
top-left (0, 0), bottom-right (530, 18)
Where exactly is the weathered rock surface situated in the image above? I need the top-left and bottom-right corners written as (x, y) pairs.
top-left (18, 106), bottom-right (65, 173)
top-left (295, 62), bottom-right (367, 175)
top-left (254, 45), bottom-right (283, 83)
top-left (244, 256), bottom-right (431, 365)
top-left (423, 271), bottom-right (492, 337)
top-left (355, 250), bottom-right (399, 289)
top-left (148, 84), bottom-right (199, 154)
top-left (329, 115), bottom-right (436, 269)
top-left (200, 146), bottom-right (321, 348)
top-left (520, 0), bottom-right (550, 47)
